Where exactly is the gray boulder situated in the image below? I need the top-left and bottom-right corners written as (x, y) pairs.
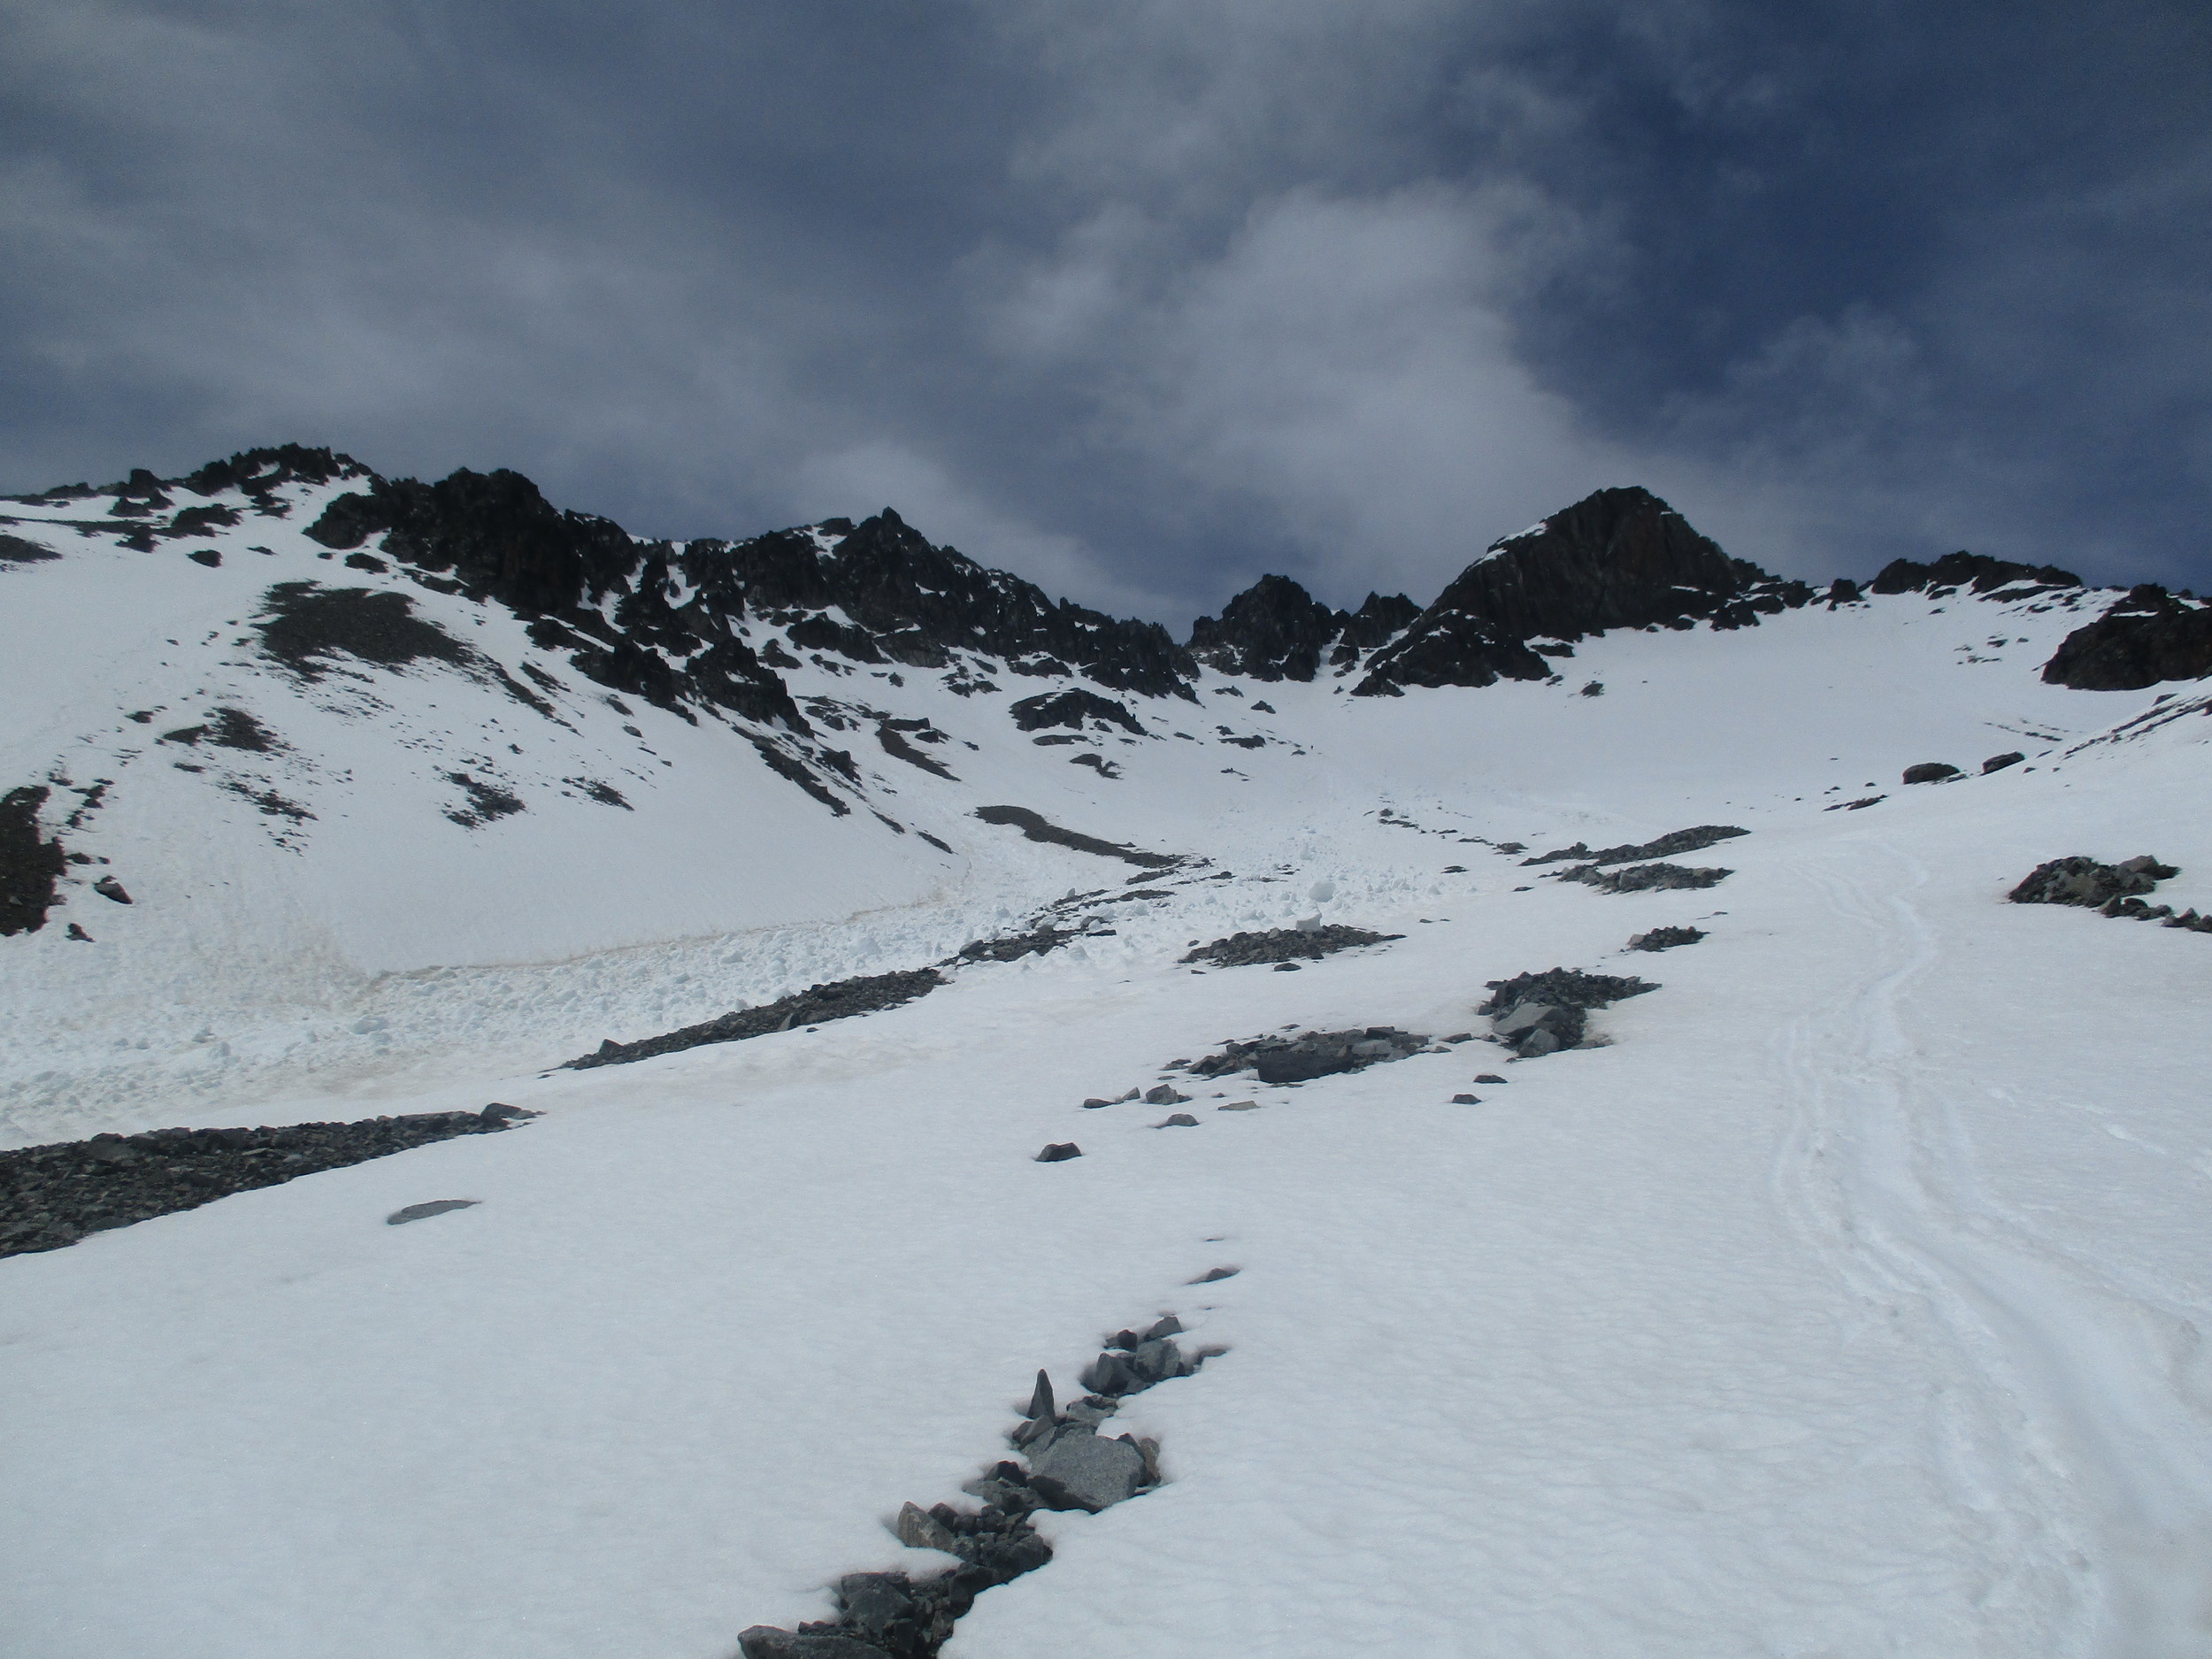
top-left (1902, 762), bottom-right (1961, 784)
top-left (1027, 1429), bottom-right (1147, 1512)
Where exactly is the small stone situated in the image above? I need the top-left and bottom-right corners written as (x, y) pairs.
top-left (1025, 1369), bottom-right (1055, 1420)
top-left (385, 1199), bottom-right (480, 1225)
top-left (1154, 1112), bottom-right (1198, 1128)
top-left (1452, 1094), bottom-right (1480, 1104)
top-left (1035, 1143), bottom-right (1082, 1163)
top-left (93, 875), bottom-right (132, 904)
top-left (1474, 1073), bottom-right (1507, 1084)
top-left (1901, 761), bottom-right (1961, 784)
top-left (1142, 1314), bottom-right (1185, 1340)
top-left (1079, 1097), bottom-right (1113, 1109)
top-left (186, 548), bottom-right (221, 567)
top-left (1143, 1084), bottom-right (1190, 1105)
top-left (1982, 750), bottom-right (2025, 773)
top-left (1272, 961), bottom-right (1302, 971)
top-left (1445, 1033), bottom-right (1474, 1042)
top-left (895, 1500), bottom-right (962, 1555)
top-left (479, 1102), bottom-right (539, 1123)
top-left (1217, 1100), bottom-right (1261, 1111)
top-left (1189, 1265), bottom-right (1239, 1284)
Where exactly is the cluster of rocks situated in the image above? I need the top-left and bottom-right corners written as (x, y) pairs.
top-left (1179, 923), bottom-right (1402, 968)
top-left (1187, 1026), bottom-right (1431, 1084)
top-left (949, 922), bottom-right (1093, 964)
top-left (0, 1104), bottom-right (535, 1258)
top-left (564, 968), bottom-right (945, 1070)
top-left (1560, 861), bottom-right (1732, 894)
top-left (2008, 855), bottom-right (2209, 928)
top-left (738, 1318), bottom-right (1212, 1659)
top-left (1523, 825), bottom-right (1747, 867)
top-left (1480, 969), bottom-right (1657, 1057)
top-left (1626, 926), bottom-right (1705, 951)
top-left (2041, 584), bottom-right (2212, 691)
top-left (1898, 752), bottom-right (2032, 785)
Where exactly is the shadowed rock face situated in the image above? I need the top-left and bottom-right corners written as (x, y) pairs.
top-left (1187, 575), bottom-right (1417, 680)
top-left (1352, 487), bottom-right (1810, 694)
top-left (699, 509), bottom-right (1198, 701)
top-left (2042, 586), bottom-right (2212, 690)
top-left (1870, 549), bottom-right (2082, 596)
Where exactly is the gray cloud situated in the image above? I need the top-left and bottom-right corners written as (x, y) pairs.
top-left (4, 0), bottom-right (2207, 624)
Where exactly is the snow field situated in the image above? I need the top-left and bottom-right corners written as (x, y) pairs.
top-left (6, 489), bottom-right (2212, 1655)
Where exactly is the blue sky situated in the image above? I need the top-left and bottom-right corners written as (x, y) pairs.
top-left (4, 2), bottom-right (2206, 619)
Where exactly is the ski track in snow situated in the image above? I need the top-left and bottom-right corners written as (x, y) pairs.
top-left (1778, 843), bottom-right (2212, 1656)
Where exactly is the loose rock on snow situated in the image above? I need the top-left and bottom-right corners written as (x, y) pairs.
top-left (2008, 855), bottom-right (2210, 929)
top-left (1627, 926), bottom-right (1707, 951)
top-left (1559, 861), bottom-right (1732, 894)
top-left (1189, 1026), bottom-right (1429, 1084)
top-left (1179, 923), bottom-right (1402, 967)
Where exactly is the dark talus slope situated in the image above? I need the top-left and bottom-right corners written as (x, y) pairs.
top-left (304, 467), bottom-right (806, 731)
top-left (1187, 576), bottom-right (1418, 681)
top-left (1352, 487), bottom-right (1812, 694)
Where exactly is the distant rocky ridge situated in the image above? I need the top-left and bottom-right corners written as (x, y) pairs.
top-left (17, 449), bottom-right (2211, 744)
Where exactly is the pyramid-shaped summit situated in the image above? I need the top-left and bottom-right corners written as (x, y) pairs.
top-left (1354, 486), bottom-right (1814, 694)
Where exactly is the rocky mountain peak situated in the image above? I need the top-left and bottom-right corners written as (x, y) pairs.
top-left (1187, 575), bottom-right (1418, 681)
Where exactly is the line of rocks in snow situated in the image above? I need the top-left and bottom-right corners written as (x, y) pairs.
top-left (2008, 854), bottom-right (2212, 930)
top-left (564, 968), bottom-right (946, 1070)
top-left (1187, 1025), bottom-right (1433, 1083)
top-left (1521, 825), bottom-right (1747, 867)
top-left (0, 1104), bottom-right (536, 1257)
top-left (737, 1316), bottom-right (1220, 1658)
top-left (1179, 922), bottom-right (1402, 969)
top-left (1558, 860), bottom-right (1732, 894)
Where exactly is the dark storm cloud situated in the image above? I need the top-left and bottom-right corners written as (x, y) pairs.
top-left (4, 2), bottom-right (2207, 623)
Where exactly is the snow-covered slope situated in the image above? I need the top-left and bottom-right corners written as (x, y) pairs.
top-left (4, 453), bottom-right (2211, 1658)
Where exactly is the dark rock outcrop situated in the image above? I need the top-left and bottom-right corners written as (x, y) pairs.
top-left (1902, 762), bottom-right (1962, 784)
top-left (1189, 1026), bottom-right (1427, 1083)
top-left (1187, 576), bottom-right (1420, 681)
top-left (972, 805), bottom-right (1181, 868)
top-left (1626, 926), bottom-right (1705, 951)
top-left (697, 508), bottom-right (1196, 700)
top-left (2008, 855), bottom-right (2177, 908)
top-left (563, 968), bottom-right (944, 1069)
top-left (2042, 586), bottom-right (2212, 690)
top-left (1560, 861), bottom-right (1732, 894)
top-left (1479, 968), bottom-right (1657, 1057)
top-left (1354, 488), bottom-right (1809, 695)
top-left (0, 786), bottom-right (65, 936)
top-left (1870, 549), bottom-right (2082, 596)
top-left (1009, 688), bottom-right (1148, 735)
top-left (1, 1109), bottom-right (526, 1258)
top-left (1983, 751), bottom-right (2025, 773)
top-left (1180, 924), bottom-right (1401, 967)
top-left (1524, 825), bottom-right (1747, 868)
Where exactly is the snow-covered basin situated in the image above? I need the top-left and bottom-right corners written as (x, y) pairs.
top-left (7, 699), bottom-right (2212, 1658)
